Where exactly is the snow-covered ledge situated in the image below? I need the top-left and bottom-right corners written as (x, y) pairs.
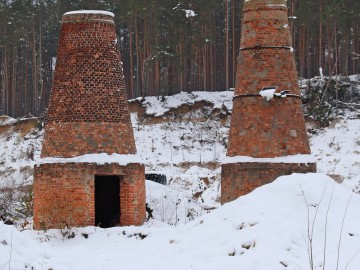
top-left (222, 154), bottom-right (316, 164)
top-left (64, 10), bottom-right (114, 17)
top-left (37, 153), bottom-right (145, 166)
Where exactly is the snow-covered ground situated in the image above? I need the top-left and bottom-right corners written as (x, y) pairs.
top-left (1, 174), bottom-right (360, 269)
top-left (1, 88), bottom-right (360, 269)
top-left (310, 111), bottom-right (360, 193)
top-left (131, 91), bottom-right (233, 209)
top-left (0, 117), bottom-right (42, 186)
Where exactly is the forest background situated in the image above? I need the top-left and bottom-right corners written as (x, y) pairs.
top-left (0, 0), bottom-right (359, 118)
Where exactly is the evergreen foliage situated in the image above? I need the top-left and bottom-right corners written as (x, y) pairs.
top-left (0, 0), bottom-right (359, 118)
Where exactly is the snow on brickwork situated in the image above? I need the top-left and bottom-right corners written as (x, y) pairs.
top-left (64, 10), bottom-right (114, 17)
top-left (38, 153), bottom-right (145, 166)
top-left (222, 154), bottom-right (316, 164)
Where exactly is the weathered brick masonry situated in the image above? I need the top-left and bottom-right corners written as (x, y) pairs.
top-left (34, 163), bottom-right (145, 228)
top-left (222, 162), bottom-right (316, 203)
top-left (34, 11), bottom-right (145, 229)
top-left (221, 0), bottom-right (316, 204)
top-left (41, 12), bottom-right (135, 157)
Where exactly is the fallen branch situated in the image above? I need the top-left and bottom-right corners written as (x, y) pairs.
top-left (336, 101), bottom-right (360, 109)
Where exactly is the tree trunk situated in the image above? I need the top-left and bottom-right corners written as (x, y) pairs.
top-left (32, 16), bottom-right (38, 115)
top-left (129, 21), bottom-right (134, 98)
top-left (225, 0), bottom-right (229, 90)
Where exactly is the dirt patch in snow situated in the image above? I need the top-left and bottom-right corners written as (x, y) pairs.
top-left (130, 99), bottom-right (230, 125)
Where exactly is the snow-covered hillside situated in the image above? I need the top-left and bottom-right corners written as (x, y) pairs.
top-left (131, 91), bottom-right (233, 210)
top-left (1, 87), bottom-right (360, 269)
top-left (0, 116), bottom-right (42, 186)
top-left (1, 90), bottom-right (360, 218)
top-left (310, 113), bottom-right (360, 192)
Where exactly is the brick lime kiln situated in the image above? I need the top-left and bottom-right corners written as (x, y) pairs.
top-left (33, 11), bottom-right (145, 229)
top-left (221, 0), bottom-right (316, 204)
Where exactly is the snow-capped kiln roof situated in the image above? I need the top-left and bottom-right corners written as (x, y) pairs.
top-left (64, 10), bottom-right (114, 17)
top-left (62, 10), bottom-right (115, 24)
top-left (38, 153), bottom-right (144, 166)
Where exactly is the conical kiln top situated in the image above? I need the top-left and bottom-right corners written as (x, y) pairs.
top-left (227, 0), bottom-right (310, 158)
top-left (41, 11), bottom-right (136, 158)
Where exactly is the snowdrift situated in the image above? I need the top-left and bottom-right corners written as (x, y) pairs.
top-left (1, 173), bottom-right (360, 270)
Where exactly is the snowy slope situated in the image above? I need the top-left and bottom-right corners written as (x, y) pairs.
top-left (0, 117), bottom-right (42, 186)
top-left (1, 174), bottom-right (360, 270)
top-left (1, 88), bottom-right (360, 269)
top-left (1, 90), bottom-right (360, 218)
top-left (310, 111), bottom-right (360, 193)
top-left (131, 91), bottom-right (233, 208)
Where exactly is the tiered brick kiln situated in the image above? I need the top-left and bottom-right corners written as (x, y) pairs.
top-left (221, 0), bottom-right (316, 204)
top-left (33, 11), bottom-right (145, 229)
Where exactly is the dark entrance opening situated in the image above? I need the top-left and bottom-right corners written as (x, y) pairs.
top-left (95, 175), bottom-right (120, 228)
top-left (145, 173), bottom-right (167, 185)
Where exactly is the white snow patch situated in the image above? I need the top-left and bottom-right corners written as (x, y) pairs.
top-left (259, 87), bottom-right (276, 100)
top-left (131, 91), bottom-right (233, 117)
top-left (319, 67), bottom-right (324, 79)
top-left (37, 153), bottom-right (144, 165)
top-left (267, 4), bottom-right (287, 7)
top-left (64, 10), bottom-right (114, 17)
top-left (184, 9), bottom-right (196, 18)
top-left (222, 154), bottom-right (316, 164)
top-left (0, 115), bottom-right (16, 125)
top-left (146, 180), bottom-right (205, 225)
top-left (349, 74), bottom-right (360, 82)
top-left (310, 114), bottom-right (360, 192)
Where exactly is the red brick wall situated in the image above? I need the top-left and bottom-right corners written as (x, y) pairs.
top-left (41, 122), bottom-right (136, 157)
top-left (221, 162), bottom-right (316, 204)
top-left (241, 0), bottom-right (292, 49)
top-left (236, 49), bottom-right (300, 96)
top-left (42, 12), bottom-right (135, 158)
top-left (33, 162), bottom-right (145, 229)
top-left (221, 0), bottom-right (316, 203)
top-left (228, 97), bottom-right (310, 158)
top-left (34, 12), bottom-right (145, 229)
top-left (226, 0), bottom-right (311, 158)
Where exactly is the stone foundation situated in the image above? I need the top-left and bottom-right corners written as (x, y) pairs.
top-left (33, 162), bottom-right (145, 229)
top-left (221, 162), bottom-right (316, 204)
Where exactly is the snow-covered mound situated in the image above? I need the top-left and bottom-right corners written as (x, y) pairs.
top-left (0, 115), bottom-right (16, 125)
top-left (1, 174), bottom-right (360, 269)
